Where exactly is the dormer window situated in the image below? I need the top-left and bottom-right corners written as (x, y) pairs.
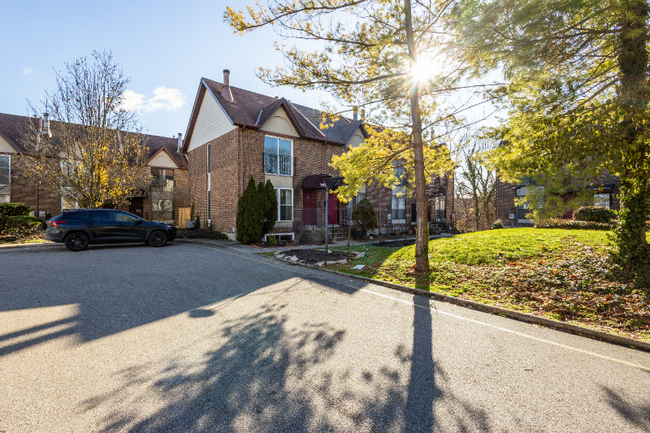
top-left (264, 135), bottom-right (293, 176)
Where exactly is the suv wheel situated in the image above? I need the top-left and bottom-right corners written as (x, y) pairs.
top-left (65, 232), bottom-right (89, 252)
top-left (148, 230), bottom-right (167, 247)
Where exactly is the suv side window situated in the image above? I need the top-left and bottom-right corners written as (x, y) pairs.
top-left (93, 212), bottom-right (112, 222)
top-left (113, 212), bottom-right (138, 223)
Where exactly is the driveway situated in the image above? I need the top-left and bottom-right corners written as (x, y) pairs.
top-left (0, 241), bottom-right (649, 432)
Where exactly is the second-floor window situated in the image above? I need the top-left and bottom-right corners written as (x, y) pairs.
top-left (264, 136), bottom-right (292, 176)
top-left (392, 187), bottom-right (406, 221)
top-left (0, 155), bottom-right (10, 186)
top-left (152, 168), bottom-right (174, 191)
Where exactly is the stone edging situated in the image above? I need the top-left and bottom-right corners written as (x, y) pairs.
top-left (277, 257), bottom-right (650, 353)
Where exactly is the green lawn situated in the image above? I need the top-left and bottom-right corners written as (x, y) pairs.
top-left (331, 228), bottom-right (650, 342)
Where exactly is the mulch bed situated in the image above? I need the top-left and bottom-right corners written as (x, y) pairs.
top-left (280, 249), bottom-right (356, 264)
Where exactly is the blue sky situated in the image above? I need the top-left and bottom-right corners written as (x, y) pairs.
top-left (1, 0), bottom-right (336, 138)
top-left (1, 1), bottom-right (498, 140)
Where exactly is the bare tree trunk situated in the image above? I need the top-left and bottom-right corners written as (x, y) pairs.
top-left (405, 0), bottom-right (429, 273)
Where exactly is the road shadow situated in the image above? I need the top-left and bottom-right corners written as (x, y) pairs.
top-left (82, 296), bottom-right (497, 432)
top-left (0, 244), bottom-right (328, 357)
top-left (601, 386), bottom-right (650, 431)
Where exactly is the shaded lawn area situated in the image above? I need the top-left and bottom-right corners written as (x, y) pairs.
top-left (0, 232), bottom-right (48, 245)
top-left (330, 228), bottom-right (650, 342)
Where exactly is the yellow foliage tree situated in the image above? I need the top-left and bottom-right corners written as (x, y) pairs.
top-left (20, 51), bottom-right (151, 210)
top-left (226, 0), bottom-right (474, 272)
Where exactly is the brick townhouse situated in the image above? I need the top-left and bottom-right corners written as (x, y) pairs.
top-left (495, 172), bottom-right (620, 227)
top-left (181, 70), bottom-right (454, 240)
top-left (0, 112), bottom-right (190, 226)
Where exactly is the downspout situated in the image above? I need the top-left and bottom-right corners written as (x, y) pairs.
top-left (239, 127), bottom-right (244, 196)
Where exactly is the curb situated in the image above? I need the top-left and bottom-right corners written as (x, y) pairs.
top-left (0, 242), bottom-right (59, 250)
top-left (277, 258), bottom-right (650, 353)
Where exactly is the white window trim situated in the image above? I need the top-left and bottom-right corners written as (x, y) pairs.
top-left (0, 154), bottom-right (11, 187)
top-left (264, 233), bottom-right (295, 242)
top-left (276, 187), bottom-right (293, 222)
top-left (264, 135), bottom-right (294, 177)
top-left (391, 187), bottom-right (406, 223)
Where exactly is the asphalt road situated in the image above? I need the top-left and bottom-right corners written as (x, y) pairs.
top-left (0, 241), bottom-right (649, 433)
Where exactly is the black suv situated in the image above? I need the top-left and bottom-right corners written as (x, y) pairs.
top-left (45, 209), bottom-right (176, 251)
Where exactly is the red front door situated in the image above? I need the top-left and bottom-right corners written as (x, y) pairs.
top-left (303, 189), bottom-right (317, 226)
top-left (328, 192), bottom-right (338, 225)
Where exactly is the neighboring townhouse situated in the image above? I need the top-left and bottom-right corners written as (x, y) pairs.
top-left (0, 112), bottom-right (190, 226)
top-left (181, 70), bottom-right (454, 240)
top-left (495, 172), bottom-right (620, 227)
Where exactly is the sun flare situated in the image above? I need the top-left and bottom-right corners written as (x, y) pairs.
top-left (411, 55), bottom-right (443, 84)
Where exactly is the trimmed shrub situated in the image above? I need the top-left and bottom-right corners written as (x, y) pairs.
top-left (236, 176), bottom-right (266, 244)
top-left (263, 179), bottom-right (277, 235)
top-left (573, 206), bottom-right (616, 223)
top-left (352, 198), bottom-right (378, 237)
top-left (6, 215), bottom-right (42, 233)
top-left (535, 218), bottom-right (612, 231)
top-left (0, 203), bottom-right (33, 232)
top-left (492, 219), bottom-right (504, 229)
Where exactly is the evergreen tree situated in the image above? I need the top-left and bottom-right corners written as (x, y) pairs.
top-left (263, 180), bottom-right (277, 235)
top-left (352, 198), bottom-right (378, 237)
top-left (236, 177), bottom-right (265, 244)
top-left (453, 0), bottom-right (650, 278)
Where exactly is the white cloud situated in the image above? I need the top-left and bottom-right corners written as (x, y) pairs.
top-left (22, 67), bottom-right (35, 76)
top-left (121, 87), bottom-right (186, 113)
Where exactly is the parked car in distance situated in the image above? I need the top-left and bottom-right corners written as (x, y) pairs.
top-left (45, 209), bottom-right (176, 252)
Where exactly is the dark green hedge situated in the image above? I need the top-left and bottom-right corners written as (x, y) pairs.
top-left (573, 206), bottom-right (617, 223)
top-left (6, 215), bottom-right (42, 233)
top-left (0, 203), bottom-right (33, 232)
top-left (535, 218), bottom-right (613, 231)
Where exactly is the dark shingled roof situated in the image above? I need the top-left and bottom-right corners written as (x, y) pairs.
top-left (183, 78), bottom-right (366, 152)
top-left (0, 112), bottom-right (187, 168)
top-left (0, 112), bottom-right (34, 153)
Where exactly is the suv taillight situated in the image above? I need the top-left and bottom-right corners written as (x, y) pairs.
top-left (50, 220), bottom-right (67, 228)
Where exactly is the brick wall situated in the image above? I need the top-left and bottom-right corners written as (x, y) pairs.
top-left (495, 174), bottom-right (517, 226)
top-left (9, 154), bottom-right (61, 217)
top-left (186, 127), bottom-right (458, 236)
top-left (187, 143), bottom-right (208, 225)
top-left (495, 171), bottom-right (621, 226)
top-left (172, 168), bottom-right (190, 226)
top-left (211, 129), bottom-right (241, 233)
top-left (187, 127), bottom-right (242, 232)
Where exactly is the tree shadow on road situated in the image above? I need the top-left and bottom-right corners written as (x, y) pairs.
top-left (82, 295), bottom-right (498, 432)
top-left (601, 386), bottom-right (650, 431)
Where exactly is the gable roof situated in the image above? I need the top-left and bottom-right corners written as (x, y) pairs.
top-left (182, 77), bottom-right (368, 153)
top-left (145, 135), bottom-right (187, 168)
top-left (0, 112), bottom-right (187, 168)
top-left (0, 112), bottom-right (35, 153)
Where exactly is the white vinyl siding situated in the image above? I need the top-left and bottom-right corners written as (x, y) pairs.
top-left (187, 90), bottom-right (237, 152)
